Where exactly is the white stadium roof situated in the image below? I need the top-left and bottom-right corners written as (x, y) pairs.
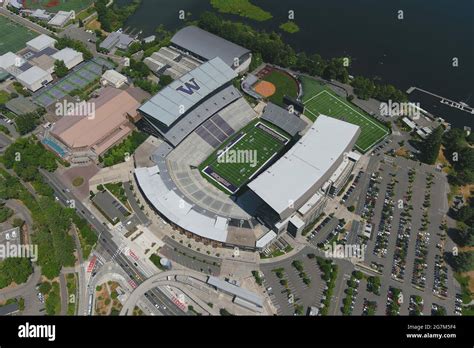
top-left (135, 166), bottom-right (229, 242)
top-left (248, 115), bottom-right (360, 215)
top-left (138, 57), bottom-right (237, 127)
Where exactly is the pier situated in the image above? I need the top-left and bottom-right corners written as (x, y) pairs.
top-left (407, 87), bottom-right (474, 114)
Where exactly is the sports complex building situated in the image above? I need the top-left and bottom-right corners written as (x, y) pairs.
top-left (134, 28), bottom-right (365, 250)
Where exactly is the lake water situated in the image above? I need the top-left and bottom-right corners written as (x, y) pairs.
top-left (123, 0), bottom-right (474, 128)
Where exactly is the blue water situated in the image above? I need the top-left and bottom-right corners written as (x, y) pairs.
top-left (123, 0), bottom-right (474, 128)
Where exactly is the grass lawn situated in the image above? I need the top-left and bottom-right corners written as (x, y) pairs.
top-left (200, 120), bottom-right (289, 193)
top-left (262, 69), bottom-right (299, 107)
top-left (104, 182), bottom-right (129, 207)
top-left (210, 0), bottom-right (272, 21)
top-left (0, 15), bottom-right (38, 55)
top-left (301, 76), bottom-right (389, 153)
top-left (22, 0), bottom-right (94, 13)
top-left (72, 176), bottom-right (84, 187)
top-left (280, 21), bottom-right (300, 33)
top-left (0, 91), bottom-right (10, 104)
top-left (66, 273), bottom-right (77, 315)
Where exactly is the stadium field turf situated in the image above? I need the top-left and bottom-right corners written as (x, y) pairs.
top-left (201, 121), bottom-right (289, 194)
top-left (301, 76), bottom-right (389, 153)
top-left (0, 15), bottom-right (38, 55)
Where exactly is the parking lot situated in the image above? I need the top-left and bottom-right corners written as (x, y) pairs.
top-left (354, 155), bottom-right (456, 315)
top-left (261, 249), bottom-right (328, 315)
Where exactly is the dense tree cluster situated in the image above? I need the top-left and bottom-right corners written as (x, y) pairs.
top-left (95, 0), bottom-right (142, 33)
top-left (99, 131), bottom-right (148, 167)
top-left (443, 128), bottom-right (474, 186)
top-left (3, 137), bottom-right (57, 181)
top-left (54, 60), bottom-right (68, 78)
top-left (351, 76), bottom-right (407, 102)
top-left (418, 126), bottom-right (444, 165)
top-left (0, 258), bottom-right (33, 289)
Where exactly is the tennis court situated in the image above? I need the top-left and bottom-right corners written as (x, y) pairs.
top-left (301, 76), bottom-right (389, 153)
top-left (34, 57), bottom-right (114, 107)
top-left (0, 15), bottom-right (38, 55)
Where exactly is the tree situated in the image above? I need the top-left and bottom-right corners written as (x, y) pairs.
top-left (419, 126), bottom-right (444, 165)
top-left (54, 60), bottom-right (68, 78)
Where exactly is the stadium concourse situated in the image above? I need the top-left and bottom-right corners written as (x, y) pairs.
top-left (133, 27), bottom-right (364, 250)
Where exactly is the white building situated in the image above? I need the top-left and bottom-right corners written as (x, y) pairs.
top-left (52, 48), bottom-right (83, 70)
top-left (26, 34), bottom-right (57, 52)
top-left (101, 69), bottom-right (128, 88)
top-left (48, 10), bottom-right (75, 27)
top-left (16, 66), bottom-right (52, 92)
top-left (30, 9), bottom-right (51, 21)
top-left (0, 52), bottom-right (25, 72)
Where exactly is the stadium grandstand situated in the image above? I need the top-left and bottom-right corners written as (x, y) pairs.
top-left (170, 26), bottom-right (252, 74)
top-left (248, 115), bottom-right (360, 236)
top-left (138, 57), bottom-right (239, 147)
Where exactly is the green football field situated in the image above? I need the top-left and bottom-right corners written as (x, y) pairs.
top-left (262, 69), bottom-right (299, 107)
top-left (301, 76), bottom-right (389, 153)
top-left (0, 15), bottom-right (38, 55)
top-left (201, 122), bottom-right (289, 193)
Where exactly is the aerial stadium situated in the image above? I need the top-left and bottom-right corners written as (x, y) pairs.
top-left (134, 27), bottom-right (364, 250)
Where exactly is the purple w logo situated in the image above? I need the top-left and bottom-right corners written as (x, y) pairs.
top-left (176, 78), bottom-right (200, 95)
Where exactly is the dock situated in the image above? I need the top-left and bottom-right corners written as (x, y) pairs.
top-left (407, 87), bottom-right (474, 114)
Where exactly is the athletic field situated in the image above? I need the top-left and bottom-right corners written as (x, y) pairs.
top-left (22, 0), bottom-right (94, 13)
top-left (201, 121), bottom-right (289, 194)
top-left (301, 76), bottom-right (389, 153)
top-left (0, 15), bottom-right (38, 55)
top-left (260, 69), bottom-right (299, 107)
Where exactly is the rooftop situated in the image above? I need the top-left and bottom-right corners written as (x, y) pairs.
top-left (135, 165), bottom-right (229, 242)
top-left (171, 26), bottom-right (250, 68)
top-left (138, 57), bottom-right (237, 128)
top-left (48, 10), bottom-right (74, 27)
top-left (207, 276), bottom-right (263, 307)
top-left (261, 102), bottom-right (307, 136)
top-left (248, 115), bottom-right (360, 215)
top-left (26, 34), bottom-right (56, 51)
top-left (17, 65), bottom-right (50, 84)
top-left (51, 47), bottom-right (82, 64)
top-left (50, 87), bottom-right (140, 151)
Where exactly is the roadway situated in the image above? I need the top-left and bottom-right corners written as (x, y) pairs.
top-left (40, 169), bottom-right (185, 315)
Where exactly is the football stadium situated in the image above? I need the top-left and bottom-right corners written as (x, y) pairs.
top-left (200, 120), bottom-right (290, 194)
top-left (134, 27), bottom-right (371, 250)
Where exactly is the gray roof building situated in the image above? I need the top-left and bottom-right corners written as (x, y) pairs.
top-left (261, 102), bottom-right (307, 136)
top-left (139, 57), bottom-right (237, 129)
top-left (171, 26), bottom-right (250, 69)
top-left (100, 31), bottom-right (135, 51)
